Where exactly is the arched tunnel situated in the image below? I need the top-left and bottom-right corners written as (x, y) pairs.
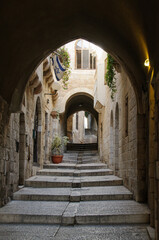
top-left (60, 93), bottom-right (98, 147)
top-left (1, 0), bottom-right (158, 114)
top-left (1, 1), bottom-right (159, 237)
top-left (65, 94), bottom-right (98, 122)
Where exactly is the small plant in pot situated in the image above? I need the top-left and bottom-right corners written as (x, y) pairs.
top-left (51, 135), bottom-right (69, 164)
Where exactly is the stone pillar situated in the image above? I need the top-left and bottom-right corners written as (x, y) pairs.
top-left (136, 113), bottom-right (148, 202)
top-left (154, 75), bottom-right (159, 239)
top-left (148, 80), bottom-right (156, 228)
top-left (67, 115), bottom-right (73, 142)
top-left (0, 96), bottom-right (10, 207)
top-left (60, 113), bottom-right (66, 136)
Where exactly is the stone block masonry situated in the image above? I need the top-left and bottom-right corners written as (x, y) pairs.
top-left (98, 69), bottom-right (138, 200)
top-left (0, 96), bottom-right (11, 207)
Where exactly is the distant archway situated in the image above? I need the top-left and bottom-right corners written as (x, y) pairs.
top-left (62, 93), bottom-right (98, 146)
top-left (67, 111), bottom-right (98, 144)
top-left (65, 94), bottom-right (98, 121)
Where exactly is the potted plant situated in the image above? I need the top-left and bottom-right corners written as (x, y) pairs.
top-left (51, 134), bottom-right (69, 163)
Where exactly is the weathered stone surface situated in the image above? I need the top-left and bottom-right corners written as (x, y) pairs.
top-left (25, 175), bottom-right (123, 188)
top-left (0, 224), bottom-right (150, 240)
top-left (0, 200), bottom-right (150, 225)
top-left (0, 201), bottom-right (69, 224)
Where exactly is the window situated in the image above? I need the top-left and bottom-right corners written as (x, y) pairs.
top-left (75, 39), bottom-right (96, 69)
top-left (125, 95), bottom-right (128, 137)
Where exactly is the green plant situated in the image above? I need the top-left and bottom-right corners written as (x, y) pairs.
top-left (85, 111), bottom-right (89, 118)
top-left (51, 135), bottom-right (69, 155)
top-left (105, 54), bottom-right (116, 100)
top-left (57, 47), bottom-right (71, 89)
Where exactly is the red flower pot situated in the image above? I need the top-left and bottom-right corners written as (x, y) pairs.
top-left (52, 155), bottom-right (63, 164)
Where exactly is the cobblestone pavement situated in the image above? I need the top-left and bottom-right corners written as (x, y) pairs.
top-left (0, 224), bottom-right (150, 240)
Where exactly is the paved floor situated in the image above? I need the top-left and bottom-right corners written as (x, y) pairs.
top-left (0, 224), bottom-right (150, 240)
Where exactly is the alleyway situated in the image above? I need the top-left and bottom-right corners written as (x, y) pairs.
top-left (0, 149), bottom-right (150, 239)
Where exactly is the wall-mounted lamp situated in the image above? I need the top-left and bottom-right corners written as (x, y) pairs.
top-left (144, 59), bottom-right (150, 67)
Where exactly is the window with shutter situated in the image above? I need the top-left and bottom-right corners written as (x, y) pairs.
top-left (75, 39), bottom-right (96, 69)
top-left (83, 49), bottom-right (89, 69)
top-left (77, 50), bottom-right (81, 69)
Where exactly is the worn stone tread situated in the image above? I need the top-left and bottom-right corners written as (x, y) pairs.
top-left (25, 175), bottom-right (123, 188)
top-left (13, 186), bottom-right (133, 201)
top-left (43, 163), bottom-right (107, 170)
top-left (37, 168), bottom-right (113, 177)
top-left (0, 200), bottom-right (150, 225)
top-left (0, 224), bottom-right (150, 240)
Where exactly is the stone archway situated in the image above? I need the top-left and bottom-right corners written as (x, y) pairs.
top-left (0, 1), bottom-right (151, 211)
top-left (1, 1), bottom-right (153, 115)
top-left (62, 93), bottom-right (98, 145)
top-left (1, 1), bottom-right (158, 232)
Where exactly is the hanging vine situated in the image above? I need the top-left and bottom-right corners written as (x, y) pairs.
top-left (105, 54), bottom-right (116, 100)
top-left (57, 47), bottom-right (71, 89)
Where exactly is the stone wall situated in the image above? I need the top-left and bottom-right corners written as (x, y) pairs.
top-left (53, 40), bottom-right (96, 114)
top-left (72, 111), bottom-right (85, 143)
top-left (97, 69), bottom-right (138, 198)
top-left (153, 75), bottom-right (159, 238)
top-left (0, 96), bottom-right (10, 206)
top-left (0, 59), bottom-right (56, 206)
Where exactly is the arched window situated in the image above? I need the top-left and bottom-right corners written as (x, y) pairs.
top-left (75, 39), bottom-right (96, 69)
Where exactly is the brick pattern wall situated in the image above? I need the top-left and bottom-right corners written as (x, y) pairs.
top-left (98, 70), bottom-right (138, 198)
top-left (0, 96), bottom-right (11, 206)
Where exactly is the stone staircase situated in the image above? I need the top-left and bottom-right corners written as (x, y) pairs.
top-left (0, 151), bottom-right (150, 226)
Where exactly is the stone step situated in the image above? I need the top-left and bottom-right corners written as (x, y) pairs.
top-left (25, 175), bottom-right (123, 188)
top-left (13, 186), bottom-right (133, 201)
top-left (66, 150), bottom-right (98, 155)
top-left (43, 163), bottom-right (107, 170)
top-left (62, 159), bottom-right (99, 164)
top-left (0, 224), bottom-right (151, 239)
top-left (77, 186), bottom-right (133, 201)
top-left (63, 200), bottom-right (150, 225)
top-left (0, 200), bottom-right (150, 225)
top-left (37, 168), bottom-right (113, 177)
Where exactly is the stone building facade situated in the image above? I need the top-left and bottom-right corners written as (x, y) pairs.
top-left (95, 63), bottom-right (138, 198)
top-left (0, 56), bottom-right (57, 206)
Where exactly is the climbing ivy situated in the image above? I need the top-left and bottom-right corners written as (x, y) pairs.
top-left (57, 47), bottom-right (71, 89)
top-left (105, 54), bottom-right (116, 100)
top-left (85, 111), bottom-right (89, 118)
